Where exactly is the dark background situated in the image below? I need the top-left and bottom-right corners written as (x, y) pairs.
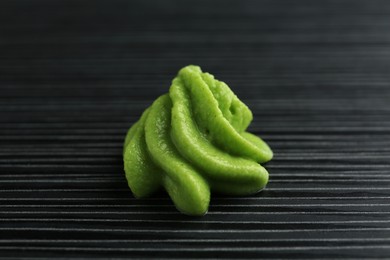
top-left (1, 0), bottom-right (390, 258)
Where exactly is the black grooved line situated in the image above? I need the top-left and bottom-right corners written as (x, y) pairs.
top-left (1, 0), bottom-right (390, 258)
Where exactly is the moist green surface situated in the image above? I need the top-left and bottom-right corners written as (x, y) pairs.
top-left (123, 65), bottom-right (273, 216)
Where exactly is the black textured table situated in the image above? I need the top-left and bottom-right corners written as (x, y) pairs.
top-left (1, 0), bottom-right (390, 259)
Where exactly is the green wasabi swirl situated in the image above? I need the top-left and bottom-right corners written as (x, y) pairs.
top-left (123, 65), bottom-right (273, 216)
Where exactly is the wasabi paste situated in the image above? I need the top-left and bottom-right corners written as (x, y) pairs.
top-left (123, 65), bottom-right (273, 216)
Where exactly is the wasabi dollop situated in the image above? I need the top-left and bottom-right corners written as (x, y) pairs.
top-left (123, 65), bottom-right (273, 216)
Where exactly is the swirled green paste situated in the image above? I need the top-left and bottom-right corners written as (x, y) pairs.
top-left (123, 65), bottom-right (273, 216)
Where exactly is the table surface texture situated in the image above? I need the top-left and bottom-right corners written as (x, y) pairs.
top-left (1, 0), bottom-right (390, 259)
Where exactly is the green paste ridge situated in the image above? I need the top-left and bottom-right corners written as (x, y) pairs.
top-left (123, 65), bottom-right (273, 216)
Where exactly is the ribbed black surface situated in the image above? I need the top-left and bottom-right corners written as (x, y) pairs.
top-left (1, 0), bottom-right (390, 258)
